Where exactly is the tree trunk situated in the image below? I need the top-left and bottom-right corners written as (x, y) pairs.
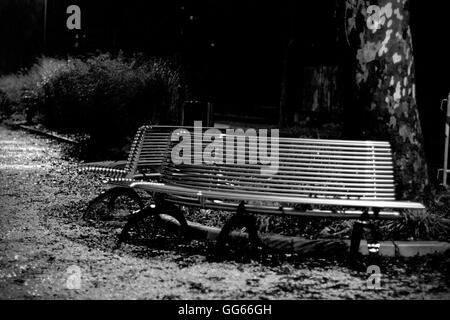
top-left (345, 0), bottom-right (429, 201)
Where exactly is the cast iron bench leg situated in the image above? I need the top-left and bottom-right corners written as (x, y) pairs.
top-left (107, 187), bottom-right (144, 212)
top-left (350, 209), bottom-right (381, 258)
top-left (84, 188), bottom-right (118, 214)
top-left (83, 187), bottom-right (124, 220)
top-left (116, 198), bottom-right (189, 247)
top-left (117, 206), bottom-right (157, 245)
top-left (83, 187), bottom-right (144, 221)
top-left (349, 209), bottom-right (369, 258)
top-left (216, 201), bottom-right (263, 256)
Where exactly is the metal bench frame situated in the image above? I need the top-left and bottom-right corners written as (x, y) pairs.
top-left (79, 125), bottom-right (212, 219)
top-left (116, 127), bottom-right (425, 257)
top-left (78, 125), bottom-right (176, 214)
top-left (78, 125), bottom-right (177, 181)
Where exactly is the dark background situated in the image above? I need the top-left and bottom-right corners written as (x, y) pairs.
top-left (0, 0), bottom-right (449, 180)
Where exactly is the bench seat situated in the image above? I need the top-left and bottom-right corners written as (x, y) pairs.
top-left (130, 181), bottom-right (424, 213)
top-left (129, 129), bottom-right (424, 213)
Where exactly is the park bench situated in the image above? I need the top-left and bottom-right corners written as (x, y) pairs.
top-left (78, 125), bottom-right (180, 212)
top-left (118, 128), bottom-right (425, 256)
top-left (79, 125), bottom-right (214, 216)
top-left (78, 125), bottom-right (175, 181)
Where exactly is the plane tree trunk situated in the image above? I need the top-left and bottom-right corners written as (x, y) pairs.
top-left (344, 0), bottom-right (429, 201)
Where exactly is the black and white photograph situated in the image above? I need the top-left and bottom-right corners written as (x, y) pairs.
top-left (1, 0), bottom-right (450, 305)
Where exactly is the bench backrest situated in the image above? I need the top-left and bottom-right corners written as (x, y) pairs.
top-left (125, 125), bottom-right (215, 178)
top-left (125, 125), bottom-right (175, 177)
top-left (160, 131), bottom-right (396, 201)
top-left (78, 125), bottom-right (172, 178)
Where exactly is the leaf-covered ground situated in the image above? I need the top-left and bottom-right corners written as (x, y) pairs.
top-left (0, 125), bottom-right (449, 299)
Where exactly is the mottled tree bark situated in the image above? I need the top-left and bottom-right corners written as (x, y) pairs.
top-left (345, 0), bottom-right (429, 201)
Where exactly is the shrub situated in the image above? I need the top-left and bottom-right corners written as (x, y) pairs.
top-left (0, 53), bottom-right (185, 159)
top-left (0, 66), bottom-right (42, 119)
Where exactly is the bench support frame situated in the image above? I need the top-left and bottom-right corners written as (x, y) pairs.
top-left (350, 209), bottom-right (381, 257)
top-left (83, 187), bottom-right (144, 221)
top-left (216, 201), bottom-right (264, 254)
top-left (117, 195), bottom-right (189, 246)
top-left (107, 187), bottom-right (144, 213)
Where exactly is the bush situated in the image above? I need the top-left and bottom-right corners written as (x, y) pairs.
top-left (0, 67), bottom-right (41, 119)
top-left (0, 53), bottom-right (185, 159)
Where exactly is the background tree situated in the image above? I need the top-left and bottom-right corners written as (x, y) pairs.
top-left (344, 0), bottom-right (429, 201)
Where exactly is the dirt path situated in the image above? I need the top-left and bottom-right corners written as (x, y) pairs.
top-left (0, 125), bottom-right (449, 299)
